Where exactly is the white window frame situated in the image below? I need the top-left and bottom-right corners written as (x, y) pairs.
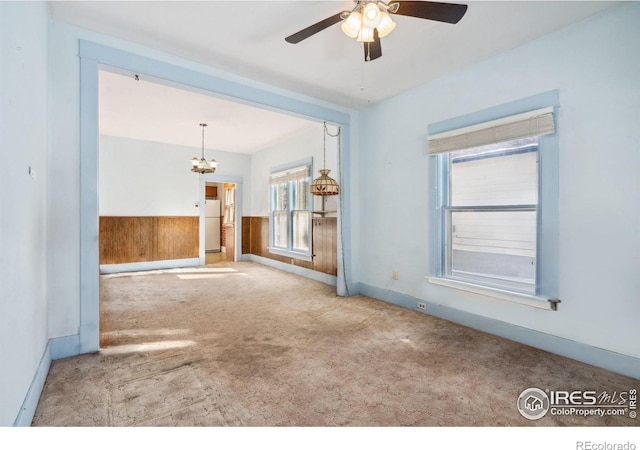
top-left (268, 158), bottom-right (313, 262)
top-left (427, 99), bottom-right (560, 311)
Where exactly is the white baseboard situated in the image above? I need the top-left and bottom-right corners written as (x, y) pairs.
top-left (13, 341), bottom-right (52, 426)
top-left (100, 258), bottom-right (200, 274)
top-left (245, 254), bottom-right (337, 286)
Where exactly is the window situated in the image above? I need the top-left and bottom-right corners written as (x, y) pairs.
top-left (269, 162), bottom-right (312, 260)
top-left (428, 105), bottom-right (559, 309)
top-left (445, 138), bottom-right (538, 294)
top-left (223, 184), bottom-right (235, 226)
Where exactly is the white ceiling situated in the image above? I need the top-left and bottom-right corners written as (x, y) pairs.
top-left (53, 1), bottom-right (620, 152)
top-left (99, 70), bottom-right (319, 153)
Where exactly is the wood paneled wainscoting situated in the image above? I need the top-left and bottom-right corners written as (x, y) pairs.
top-left (100, 216), bottom-right (199, 264)
top-left (242, 216), bottom-right (337, 276)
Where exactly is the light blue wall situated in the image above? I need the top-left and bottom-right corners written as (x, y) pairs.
top-left (357, 3), bottom-right (640, 359)
top-left (0, 2), bottom-right (50, 425)
top-left (250, 125), bottom-right (340, 217)
top-left (99, 135), bottom-right (251, 216)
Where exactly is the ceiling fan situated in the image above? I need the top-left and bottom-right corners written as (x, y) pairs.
top-left (285, 1), bottom-right (468, 62)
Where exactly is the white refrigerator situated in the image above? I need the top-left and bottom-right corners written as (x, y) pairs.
top-left (205, 199), bottom-right (221, 252)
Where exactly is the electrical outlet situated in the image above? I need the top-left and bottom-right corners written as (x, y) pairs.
top-left (392, 270), bottom-right (399, 280)
top-left (417, 303), bottom-right (426, 310)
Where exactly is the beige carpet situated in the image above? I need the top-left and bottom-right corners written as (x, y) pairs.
top-left (32, 262), bottom-right (637, 426)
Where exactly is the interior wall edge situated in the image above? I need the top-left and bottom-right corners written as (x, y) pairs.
top-left (358, 283), bottom-right (640, 380)
top-left (13, 340), bottom-right (52, 427)
top-left (50, 334), bottom-right (81, 360)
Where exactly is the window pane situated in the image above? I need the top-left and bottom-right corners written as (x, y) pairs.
top-left (274, 183), bottom-right (288, 211)
top-left (451, 138), bottom-right (538, 206)
top-left (292, 210), bottom-right (310, 252)
top-left (293, 178), bottom-right (309, 210)
top-left (449, 210), bottom-right (536, 293)
top-left (273, 211), bottom-right (288, 248)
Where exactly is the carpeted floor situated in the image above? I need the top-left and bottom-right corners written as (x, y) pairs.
top-left (32, 262), bottom-right (637, 426)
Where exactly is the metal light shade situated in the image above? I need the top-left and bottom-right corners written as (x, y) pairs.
top-left (311, 169), bottom-right (339, 196)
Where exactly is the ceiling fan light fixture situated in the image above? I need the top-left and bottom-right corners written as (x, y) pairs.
top-left (362, 2), bottom-right (382, 28)
top-left (357, 26), bottom-right (375, 43)
top-left (341, 11), bottom-right (361, 38)
top-left (376, 11), bottom-right (396, 37)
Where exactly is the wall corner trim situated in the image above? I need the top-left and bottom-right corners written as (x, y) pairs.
top-left (358, 283), bottom-right (640, 380)
top-left (51, 334), bottom-right (81, 360)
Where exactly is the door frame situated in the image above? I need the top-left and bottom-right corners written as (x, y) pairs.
top-left (199, 175), bottom-right (242, 264)
top-left (79, 41), bottom-right (353, 353)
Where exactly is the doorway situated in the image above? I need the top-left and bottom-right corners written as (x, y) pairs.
top-left (79, 41), bottom-right (352, 354)
top-left (203, 181), bottom-right (237, 264)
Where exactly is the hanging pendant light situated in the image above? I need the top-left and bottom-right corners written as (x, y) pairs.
top-left (311, 122), bottom-right (340, 196)
top-left (191, 123), bottom-right (217, 174)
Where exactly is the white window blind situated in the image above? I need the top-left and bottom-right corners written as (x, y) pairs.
top-left (269, 165), bottom-right (310, 184)
top-left (428, 107), bottom-right (555, 155)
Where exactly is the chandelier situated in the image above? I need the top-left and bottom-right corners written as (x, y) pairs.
top-left (311, 122), bottom-right (340, 196)
top-left (341, 1), bottom-right (397, 43)
top-left (191, 123), bottom-right (217, 174)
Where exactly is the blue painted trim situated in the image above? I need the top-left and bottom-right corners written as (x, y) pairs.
top-left (270, 157), bottom-right (313, 174)
top-left (359, 283), bottom-right (640, 380)
top-left (51, 334), bottom-right (81, 360)
top-left (428, 90), bottom-right (559, 135)
top-left (246, 254), bottom-right (337, 286)
top-left (336, 122), bottom-right (353, 297)
top-left (78, 40), bottom-right (350, 126)
top-left (537, 117), bottom-right (560, 298)
top-left (79, 54), bottom-right (100, 354)
top-left (14, 341), bottom-right (52, 426)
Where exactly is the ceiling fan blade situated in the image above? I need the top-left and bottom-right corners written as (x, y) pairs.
top-left (285, 12), bottom-right (345, 44)
top-left (393, 1), bottom-right (468, 24)
top-left (365, 29), bottom-right (382, 62)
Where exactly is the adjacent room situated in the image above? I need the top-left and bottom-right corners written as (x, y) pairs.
top-left (1, 0), bottom-right (638, 442)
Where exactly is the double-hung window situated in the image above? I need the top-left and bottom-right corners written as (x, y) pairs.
top-left (269, 161), bottom-right (312, 261)
top-left (428, 105), bottom-right (559, 309)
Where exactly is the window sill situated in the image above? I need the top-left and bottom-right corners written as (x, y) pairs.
top-left (268, 247), bottom-right (313, 262)
top-left (426, 276), bottom-right (560, 311)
